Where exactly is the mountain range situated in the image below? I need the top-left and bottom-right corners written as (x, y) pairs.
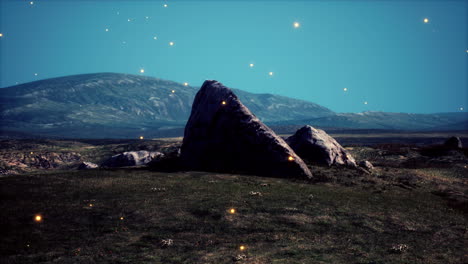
top-left (1, 73), bottom-right (467, 138)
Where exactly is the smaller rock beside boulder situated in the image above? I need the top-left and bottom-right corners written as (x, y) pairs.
top-left (359, 160), bottom-right (374, 171)
top-left (444, 136), bottom-right (463, 149)
top-left (102, 151), bottom-right (164, 168)
top-left (78, 161), bottom-right (99, 170)
top-left (286, 125), bottom-right (356, 167)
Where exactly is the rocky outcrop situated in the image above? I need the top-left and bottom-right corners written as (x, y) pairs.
top-left (359, 160), bottom-right (374, 170)
top-left (286, 125), bottom-right (356, 167)
top-left (444, 136), bottom-right (463, 149)
top-left (78, 161), bottom-right (99, 170)
top-left (102, 151), bottom-right (164, 167)
top-left (180, 80), bottom-right (312, 179)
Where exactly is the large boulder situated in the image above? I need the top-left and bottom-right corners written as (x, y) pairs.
top-left (180, 80), bottom-right (312, 179)
top-left (444, 136), bottom-right (463, 149)
top-left (102, 151), bottom-right (164, 167)
top-left (286, 125), bottom-right (356, 167)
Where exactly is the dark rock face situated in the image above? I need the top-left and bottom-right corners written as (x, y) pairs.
top-left (286, 125), bottom-right (356, 167)
top-left (180, 80), bottom-right (312, 179)
top-left (78, 161), bottom-right (99, 170)
top-left (102, 151), bottom-right (164, 167)
top-left (444, 136), bottom-right (463, 149)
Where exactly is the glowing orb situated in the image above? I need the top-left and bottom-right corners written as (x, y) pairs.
top-left (343, 88), bottom-right (348, 92)
top-left (460, 107), bottom-right (464, 111)
top-left (364, 101), bottom-right (368, 105)
top-left (140, 69), bottom-right (145, 73)
top-left (105, 28), bottom-right (109, 32)
top-left (139, 136), bottom-right (144, 140)
top-left (120, 217), bottom-right (124, 220)
top-left (30, 152), bottom-right (34, 154)
top-left (249, 63), bottom-right (254, 68)
top-left (34, 73), bottom-right (38, 76)
top-left (145, 16), bottom-right (149, 19)
top-left (163, 4), bottom-right (168, 7)
top-left (183, 82), bottom-right (188, 86)
top-left (269, 72), bottom-right (274, 76)
top-left (89, 203), bottom-right (93, 207)
top-left (34, 215), bottom-right (42, 222)
top-left (0, 33), bottom-right (3, 37)
top-left (239, 245), bottom-right (246, 251)
top-left (221, 101), bottom-right (227, 105)
top-left (423, 18), bottom-right (429, 23)
top-left (293, 22), bottom-right (300, 28)
top-left (288, 156), bottom-right (294, 161)
top-left (229, 208), bottom-right (236, 214)
top-left (171, 90), bottom-right (175, 93)
top-left (30, 1), bottom-right (34, 5)
top-left (169, 41), bottom-right (174, 46)
top-left (128, 19), bottom-right (131, 22)
top-left (153, 36), bottom-right (157, 40)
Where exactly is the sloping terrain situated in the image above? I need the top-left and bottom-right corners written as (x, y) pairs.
top-left (0, 73), bottom-right (334, 138)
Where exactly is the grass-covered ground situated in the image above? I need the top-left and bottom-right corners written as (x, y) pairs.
top-left (1, 167), bottom-right (466, 263)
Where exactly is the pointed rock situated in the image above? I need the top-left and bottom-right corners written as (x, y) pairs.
top-left (180, 80), bottom-right (312, 179)
top-left (286, 125), bottom-right (356, 167)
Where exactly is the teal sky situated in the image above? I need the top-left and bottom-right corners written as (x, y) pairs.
top-left (0, 0), bottom-right (467, 113)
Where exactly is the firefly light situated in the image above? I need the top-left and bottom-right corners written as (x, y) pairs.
top-left (169, 41), bottom-right (174, 46)
top-left (153, 36), bottom-right (158, 40)
top-left (89, 203), bottom-right (93, 207)
top-left (269, 72), bottom-right (274, 76)
top-left (249, 63), bottom-right (254, 68)
top-left (30, 1), bottom-right (34, 5)
top-left (34, 215), bottom-right (42, 222)
top-left (34, 73), bottom-right (38, 76)
top-left (229, 208), bottom-right (236, 214)
top-left (163, 4), bottom-right (168, 7)
top-left (364, 101), bottom-right (368, 105)
top-left (460, 107), bottom-right (464, 111)
top-left (293, 22), bottom-right (300, 28)
top-left (288, 156), bottom-right (294, 161)
top-left (120, 217), bottom-right (124, 220)
top-left (183, 82), bottom-right (189, 86)
top-left (423, 18), bottom-right (429, 23)
top-left (139, 136), bottom-right (144, 140)
top-left (140, 69), bottom-right (145, 73)
top-left (221, 101), bottom-right (227, 105)
top-left (171, 90), bottom-right (175, 93)
top-left (105, 28), bottom-right (109, 32)
top-left (0, 33), bottom-right (3, 37)
top-left (30, 152), bottom-right (34, 154)
top-left (239, 245), bottom-right (246, 251)
top-left (343, 88), bottom-right (348, 92)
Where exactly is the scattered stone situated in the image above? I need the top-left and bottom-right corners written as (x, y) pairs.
top-left (102, 151), bottom-right (164, 167)
top-left (359, 160), bottom-right (374, 170)
top-left (180, 80), bottom-right (312, 179)
top-left (150, 187), bottom-right (166, 192)
top-left (286, 125), bottom-right (357, 167)
top-left (444, 136), bottom-right (463, 149)
top-left (390, 244), bottom-right (409, 253)
top-left (77, 161), bottom-right (99, 170)
top-left (160, 239), bottom-right (173, 248)
top-left (249, 191), bottom-right (262, 196)
top-left (233, 254), bottom-right (247, 261)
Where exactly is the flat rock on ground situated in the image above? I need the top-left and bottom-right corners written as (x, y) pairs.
top-left (102, 151), bottom-right (164, 167)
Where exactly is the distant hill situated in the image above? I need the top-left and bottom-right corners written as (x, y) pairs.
top-left (301, 112), bottom-right (468, 131)
top-left (0, 73), bottom-right (334, 138)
